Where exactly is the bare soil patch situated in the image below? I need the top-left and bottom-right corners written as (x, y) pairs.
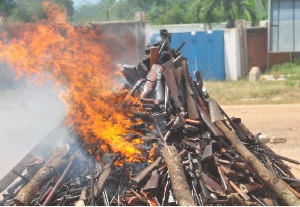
top-left (223, 104), bottom-right (300, 178)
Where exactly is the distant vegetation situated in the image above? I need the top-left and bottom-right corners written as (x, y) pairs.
top-left (73, 0), bottom-right (268, 27)
top-left (1, 0), bottom-right (268, 27)
top-left (0, 0), bottom-right (74, 22)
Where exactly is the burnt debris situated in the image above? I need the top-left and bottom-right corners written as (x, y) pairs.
top-left (1, 29), bottom-right (300, 206)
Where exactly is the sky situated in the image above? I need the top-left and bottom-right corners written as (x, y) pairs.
top-left (73, 0), bottom-right (100, 7)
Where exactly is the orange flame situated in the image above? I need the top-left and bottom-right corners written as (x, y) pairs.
top-left (148, 143), bottom-right (158, 163)
top-left (0, 2), bottom-right (143, 163)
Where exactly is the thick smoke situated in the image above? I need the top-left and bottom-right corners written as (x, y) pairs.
top-left (0, 2), bottom-right (144, 165)
top-left (0, 64), bottom-right (66, 178)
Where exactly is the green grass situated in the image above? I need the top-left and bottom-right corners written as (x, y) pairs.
top-left (269, 62), bottom-right (300, 75)
top-left (204, 62), bottom-right (300, 105)
top-left (266, 62), bottom-right (300, 89)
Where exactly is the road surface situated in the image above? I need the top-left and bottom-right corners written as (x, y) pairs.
top-left (223, 104), bottom-right (300, 178)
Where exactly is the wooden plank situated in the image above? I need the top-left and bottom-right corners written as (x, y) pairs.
top-left (0, 154), bottom-right (33, 193)
top-left (0, 119), bottom-right (67, 193)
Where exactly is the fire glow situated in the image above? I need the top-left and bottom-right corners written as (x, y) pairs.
top-left (0, 2), bottom-right (143, 163)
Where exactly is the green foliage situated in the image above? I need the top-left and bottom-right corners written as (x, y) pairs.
top-left (136, 0), bottom-right (267, 26)
top-left (73, 4), bottom-right (103, 23)
top-left (146, 0), bottom-right (195, 25)
top-left (159, 4), bottom-right (186, 24)
top-left (3, 0), bottom-right (268, 26)
top-left (8, 0), bottom-right (45, 22)
top-left (197, 0), bottom-right (258, 27)
top-left (147, 1), bottom-right (189, 24)
top-left (204, 61), bottom-right (300, 105)
top-left (254, 0), bottom-right (268, 20)
top-left (73, 0), bottom-right (195, 24)
top-left (128, 0), bottom-right (156, 11)
top-left (267, 62), bottom-right (300, 89)
top-left (4, 0), bottom-right (73, 23)
top-left (205, 78), bottom-right (300, 105)
top-left (73, 0), bottom-right (112, 22)
top-left (1, 0), bottom-right (16, 16)
top-left (73, 0), bottom-right (130, 23)
top-left (0, 0), bottom-right (5, 13)
top-left (72, 0), bottom-right (268, 26)
top-left (270, 62), bottom-right (300, 75)
top-left (285, 75), bottom-right (300, 88)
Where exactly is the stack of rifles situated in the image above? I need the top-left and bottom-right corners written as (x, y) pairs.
top-left (1, 29), bottom-right (300, 206)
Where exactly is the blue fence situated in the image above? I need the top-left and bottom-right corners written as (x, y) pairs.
top-left (151, 30), bottom-right (225, 80)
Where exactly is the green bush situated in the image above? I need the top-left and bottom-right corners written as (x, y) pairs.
top-left (270, 62), bottom-right (300, 75)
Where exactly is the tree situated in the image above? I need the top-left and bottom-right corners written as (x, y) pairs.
top-left (1, 0), bottom-right (17, 17)
top-left (73, 0), bottom-right (124, 22)
top-left (4, 0), bottom-right (74, 23)
top-left (254, 0), bottom-right (268, 20)
top-left (73, 0), bottom-right (124, 23)
top-left (92, 0), bottom-right (119, 21)
top-left (0, 1), bottom-right (5, 14)
top-left (121, 0), bottom-right (155, 20)
top-left (73, 0), bottom-right (153, 23)
top-left (72, 0), bottom-right (267, 26)
top-left (198, 0), bottom-right (258, 27)
top-left (147, 0), bottom-right (192, 25)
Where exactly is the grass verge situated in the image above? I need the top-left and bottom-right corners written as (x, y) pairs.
top-left (204, 62), bottom-right (300, 105)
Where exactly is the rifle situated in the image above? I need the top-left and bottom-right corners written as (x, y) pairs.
top-left (161, 60), bottom-right (183, 109)
top-left (187, 153), bottom-right (204, 205)
top-left (182, 59), bottom-right (200, 119)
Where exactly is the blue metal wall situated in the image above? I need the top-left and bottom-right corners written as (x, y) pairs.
top-left (151, 31), bottom-right (225, 80)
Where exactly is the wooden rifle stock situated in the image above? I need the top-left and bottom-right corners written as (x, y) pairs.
top-left (182, 59), bottom-right (200, 120)
top-left (161, 60), bottom-right (183, 109)
top-left (142, 169), bottom-right (160, 193)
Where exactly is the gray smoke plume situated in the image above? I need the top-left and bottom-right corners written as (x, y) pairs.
top-left (0, 63), bottom-right (67, 178)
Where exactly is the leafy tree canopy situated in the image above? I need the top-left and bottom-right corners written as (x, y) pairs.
top-left (2, 0), bottom-right (74, 22)
top-left (73, 0), bottom-right (146, 23)
top-left (0, 1), bottom-right (5, 13)
top-left (2, 0), bottom-right (268, 26)
top-left (73, 0), bottom-right (267, 27)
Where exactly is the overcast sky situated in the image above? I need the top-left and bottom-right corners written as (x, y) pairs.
top-left (73, 0), bottom-right (100, 7)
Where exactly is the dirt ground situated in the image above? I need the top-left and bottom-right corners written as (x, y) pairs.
top-left (223, 104), bottom-right (300, 179)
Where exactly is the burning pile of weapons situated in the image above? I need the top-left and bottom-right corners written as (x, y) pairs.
top-left (1, 29), bottom-right (300, 206)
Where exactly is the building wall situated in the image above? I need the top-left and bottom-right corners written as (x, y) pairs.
top-left (247, 27), bottom-right (290, 71)
top-left (224, 28), bottom-right (241, 81)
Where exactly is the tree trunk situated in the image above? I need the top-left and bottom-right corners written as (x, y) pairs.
top-left (161, 145), bottom-right (196, 206)
top-left (214, 120), bottom-right (300, 206)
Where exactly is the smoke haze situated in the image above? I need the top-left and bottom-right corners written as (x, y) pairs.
top-left (0, 66), bottom-right (66, 178)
